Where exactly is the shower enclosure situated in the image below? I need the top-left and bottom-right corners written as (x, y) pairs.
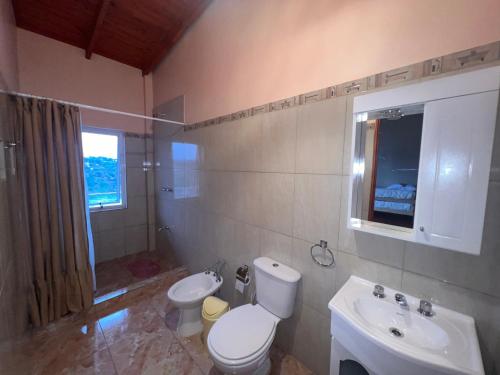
top-left (91, 95), bottom-right (192, 299)
top-left (0, 90), bottom-right (185, 326)
top-left (86, 115), bottom-right (180, 299)
top-left (152, 96), bottom-right (186, 270)
top-left (0, 91), bottom-right (186, 375)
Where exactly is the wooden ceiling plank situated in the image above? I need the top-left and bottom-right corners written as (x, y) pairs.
top-left (85, 0), bottom-right (112, 59)
top-left (142, 0), bottom-right (212, 75)
top-left (14, 0), bottom-right (212, 73)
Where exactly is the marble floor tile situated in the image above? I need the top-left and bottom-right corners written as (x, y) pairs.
top-left (39, 348), bottom-right (117, 375)
top-left (176, 333), bottom-right (215, 374)
top-left (98, 301), bottom-right (170, 347)
top-left (92, 267), bottom-right (188, 319)
top-left (270, 346), bottom-right (313, 375)
top-left (108, 331), bottom-right (202, 375)
top-left (3, 266), bottom-right (310, 375)
top-left (6, 317), bottom-right (108, 375)
top-left (95, 250), bottom-right (176, 297)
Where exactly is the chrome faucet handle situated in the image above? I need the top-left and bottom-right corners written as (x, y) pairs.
top-left (394, 293), bottom-right (408, 307)
top-left (418, 299), bottom-right (434, 317)
top-left (213, 271), bottom-right (222, 282)
top-left (373, 284), bottom-right (385, 298)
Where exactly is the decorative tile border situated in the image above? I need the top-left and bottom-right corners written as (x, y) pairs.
top-left (184, 40), bottom-right (500, 131)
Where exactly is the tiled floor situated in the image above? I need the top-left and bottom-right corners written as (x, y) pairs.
top-left (0, 267), bottom-right (312, 375)
top-left (95, 250), bottom-right (176, 297)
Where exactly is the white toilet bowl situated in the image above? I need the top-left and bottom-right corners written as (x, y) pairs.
top-left (207, 257), bottom-right (301, 375)
top-left (207, 304), bottom-right (279, 375)
top-left (167, 271), bottom-right (223, 337)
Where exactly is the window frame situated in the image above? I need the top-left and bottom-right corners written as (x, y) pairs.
top-left (82, 126), bottom-right (127, 212)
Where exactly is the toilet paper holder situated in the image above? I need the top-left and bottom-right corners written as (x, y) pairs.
top-left (236, 265), bottom-right (250, 284)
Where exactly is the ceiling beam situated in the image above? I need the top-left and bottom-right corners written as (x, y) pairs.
top-left (142, 0), bottom-right (212, 75)
top-left (86, 0), bottom-right (111, 59)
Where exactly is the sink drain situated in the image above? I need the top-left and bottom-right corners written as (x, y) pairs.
top-left (389, 327), bottom-right (404, 338)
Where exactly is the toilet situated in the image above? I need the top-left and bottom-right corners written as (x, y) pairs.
top-left (167, 271), bottom-right (223, 337)
top-left (207, 257), bottom-right (301, 375)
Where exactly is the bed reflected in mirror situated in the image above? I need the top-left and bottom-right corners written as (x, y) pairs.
top-left (352, 105), bottom-right (424, 229)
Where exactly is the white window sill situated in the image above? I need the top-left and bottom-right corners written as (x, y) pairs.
top-left (89, 204), bottom-right (127, 213)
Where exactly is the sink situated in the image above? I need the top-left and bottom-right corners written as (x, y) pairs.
top-left (353, 296), bottom-right (453, 351)
top-left (328, 276), bottom-right (484, 375)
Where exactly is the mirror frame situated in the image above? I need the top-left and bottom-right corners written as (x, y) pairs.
top-left (346, 66), bottom-right (500, 243)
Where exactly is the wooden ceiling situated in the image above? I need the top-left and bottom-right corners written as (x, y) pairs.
top-left (13, 0), bottom-right (211, 75)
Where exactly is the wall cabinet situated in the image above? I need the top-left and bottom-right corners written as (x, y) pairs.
top-left (348, 66), bottom-right (500, 255)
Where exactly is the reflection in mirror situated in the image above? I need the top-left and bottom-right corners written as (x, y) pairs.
top-left (172, 142), bottom-right (199, 199)
top-left (352, 105), bottom-right (423, 229)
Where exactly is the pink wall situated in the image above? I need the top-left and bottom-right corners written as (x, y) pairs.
top-left (17, 29), bottom-right (152, 133)
top-left (0, 0), bottom-right (18, 90)
top-left (153, 0), bottom-right (500, 124)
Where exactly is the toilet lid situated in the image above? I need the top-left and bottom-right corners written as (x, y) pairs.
top-left (209, 304), bottom-right (277, 361)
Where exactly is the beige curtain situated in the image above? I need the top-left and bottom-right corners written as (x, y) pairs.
top-left (16, 97), bottom-right (93, 326)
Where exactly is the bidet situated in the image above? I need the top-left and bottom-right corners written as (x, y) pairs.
top-left (167, 271), bottom-right (223, 337)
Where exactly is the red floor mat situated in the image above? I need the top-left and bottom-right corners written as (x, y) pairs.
top-left (126, 259), bottom-right (162, 279)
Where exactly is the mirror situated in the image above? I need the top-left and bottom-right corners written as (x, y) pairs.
top-left (351, 104), bottom-right (424, 229)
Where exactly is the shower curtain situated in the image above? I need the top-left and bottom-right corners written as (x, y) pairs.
top-left (16, 97), bottom-right (93, 326)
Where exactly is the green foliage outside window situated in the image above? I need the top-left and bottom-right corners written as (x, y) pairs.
top-left (84, 156), bottom-right (120, 206)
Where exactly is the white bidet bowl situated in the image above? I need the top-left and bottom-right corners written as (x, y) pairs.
top-left (167, 271), bottom-right (223, 337)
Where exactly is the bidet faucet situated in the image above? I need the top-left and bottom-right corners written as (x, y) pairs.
top-left (204, 260), bottom-right (225, 282)
top-left (212, 271), bottom-right (221, 282)
top-left (394, 293), bottom-right (408, 308)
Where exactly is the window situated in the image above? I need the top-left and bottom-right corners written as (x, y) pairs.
top-left (82, 127), bottom-right (126, 211)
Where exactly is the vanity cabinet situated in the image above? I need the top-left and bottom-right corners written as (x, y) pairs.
top-left (415, 91), bottom-right (498, 253)
top-left (348, 66), bottom-right (500, 255)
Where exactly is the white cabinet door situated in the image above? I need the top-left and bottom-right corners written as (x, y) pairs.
top-left (415, 90), bottom-right (499, 254)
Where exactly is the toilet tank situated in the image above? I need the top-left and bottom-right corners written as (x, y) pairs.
top-left (253, 257), bottom-right (301, 319)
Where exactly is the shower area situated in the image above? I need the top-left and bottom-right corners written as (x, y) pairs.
top-left (87, 98), bottom-right (186, 299)
top-left (0, 88), bottom-right (187, 331)
top-left (88, 128), bottom-right (168, 298)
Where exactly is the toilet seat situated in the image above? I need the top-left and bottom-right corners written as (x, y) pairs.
top-left (208, 304), bottom-right (279, 367)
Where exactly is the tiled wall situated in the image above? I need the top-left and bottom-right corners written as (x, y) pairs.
top-left (90, 133), bottom-right (156, 263)
top-left (160, 80), bottom-right (500, 374)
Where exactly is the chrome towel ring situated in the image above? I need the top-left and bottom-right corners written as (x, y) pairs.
top-left (310, 240), bottom-right (335, 267)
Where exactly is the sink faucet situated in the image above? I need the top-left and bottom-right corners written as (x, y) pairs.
top-left (394, 293), bottom-right (408, 308)
top-left (373, 284), bottom-right (385, 298)
top-left (418, 299), bottom-right (434, 317)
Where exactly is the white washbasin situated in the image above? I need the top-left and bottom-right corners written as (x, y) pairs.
top-left (329, 276), bottom-right (484, 375)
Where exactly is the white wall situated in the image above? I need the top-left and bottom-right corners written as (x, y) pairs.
top-left (153, 0), bottom-right (500, 123)
top-left (17, 29), bottom-right (152, 133)
top-left (0, 0), bottom-right (17, 90)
